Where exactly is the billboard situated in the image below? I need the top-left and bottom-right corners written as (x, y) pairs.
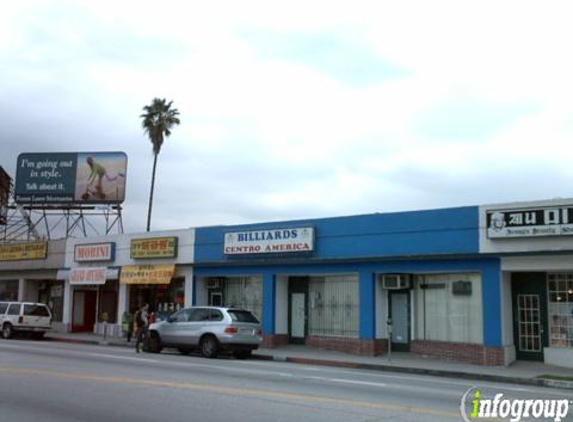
top-left (15, 152), bottom-right (127, 204)
top-left (0, 167), bottom-right (11, 225)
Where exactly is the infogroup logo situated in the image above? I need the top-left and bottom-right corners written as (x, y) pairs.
top-left (460, 387), bottom-right (571, 422)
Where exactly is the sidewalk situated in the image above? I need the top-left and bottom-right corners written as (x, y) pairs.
top-left (45, 332), bottom-right (573, 390)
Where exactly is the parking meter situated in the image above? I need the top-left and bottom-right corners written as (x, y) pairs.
top-left (387, 318), bottom-right (393, 362)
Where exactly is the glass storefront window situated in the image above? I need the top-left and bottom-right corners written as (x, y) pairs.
top-left (129, 278), bottom-right (185, 318)
top-left (414, 273), bottom-right (483, 344)
top-left (548, 273), bottom-right (573, 348)
top-left (223, 277), bottom-right (263, 321)
top-left (98, 279), bottom-right (118, 324)
top-left (308, 275), bottom-right (359, 338)
top-left (0, 280), bottom-right (18, 301)
top-left (38, 280), bottom-right (64, 322)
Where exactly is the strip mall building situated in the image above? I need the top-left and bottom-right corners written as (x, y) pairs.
top-left (1, 198), bottom-right (572, 368)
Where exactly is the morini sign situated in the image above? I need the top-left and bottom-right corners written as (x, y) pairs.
top-left (224, 227), bottom-right (315, 255)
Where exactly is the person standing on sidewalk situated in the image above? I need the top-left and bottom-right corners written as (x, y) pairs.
top-left (134, 303), bottom-right (149, 353)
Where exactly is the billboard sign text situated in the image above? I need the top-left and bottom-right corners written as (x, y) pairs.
top-left (15, 152), bottom-right (127, 204)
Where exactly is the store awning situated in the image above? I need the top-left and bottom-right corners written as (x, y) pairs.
top-left (120, 264), bottom-right (175, 285)
top-left (57, 267), bottom-right (120, 284)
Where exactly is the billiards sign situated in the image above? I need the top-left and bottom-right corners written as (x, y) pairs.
top-left (224, 227), bottom-right (315, 255)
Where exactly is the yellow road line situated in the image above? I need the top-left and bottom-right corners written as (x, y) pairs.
top-left (0, 366), bottom-right (460, 419)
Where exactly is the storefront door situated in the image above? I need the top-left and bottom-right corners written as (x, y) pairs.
top-left (512, 273), bottom-right (549, 361)
top-left (389, 290), bottom-right (411, 351)
top-left (289, 277), bottom-right (308, 344)
top-left (208, 290), bottom-right (223, 306)
top-left (72, 290), bottom-right (97, 332)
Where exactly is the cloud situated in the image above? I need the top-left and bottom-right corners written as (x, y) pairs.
top-left (1, 0), bottom-right (573, 237)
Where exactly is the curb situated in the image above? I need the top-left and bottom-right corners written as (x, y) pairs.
top-left (251, 354), bottom-right (573, 391)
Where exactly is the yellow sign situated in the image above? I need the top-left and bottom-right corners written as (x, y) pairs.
top-left (120, 264), bottom-right (175, 285)
top-left (0, 242), bottom-right (48, 261)
top-left (130, 237), bottom-right (178, 259)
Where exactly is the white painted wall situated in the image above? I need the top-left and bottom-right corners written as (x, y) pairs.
top-left (500, 272), bottom-right (516, 365)
top-left (64, 228), bottom-right (195, 268)
top-left (276, 275), bottom-right (288, 335)
top-left (501, 272), bottom-right (514, 346)
top-left (545, 348), bottom-right (573, 369)
top-left (502, 255), bottom-right (573, 272)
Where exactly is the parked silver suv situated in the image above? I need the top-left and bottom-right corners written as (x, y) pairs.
top-left (146, 306), bottom-right (263, 358)
top-left (0, 301), bottom-right (52, 339)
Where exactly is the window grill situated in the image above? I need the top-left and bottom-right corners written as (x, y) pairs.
top-left (308, 275), bottom-right (359, 338)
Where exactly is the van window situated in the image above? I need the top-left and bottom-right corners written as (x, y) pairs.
top-left (0, 303), bottom-right (7, 314)
top-left (24, 304), bottom-right (50, 317)
top-left (7, 304), bottom-right (20, 315)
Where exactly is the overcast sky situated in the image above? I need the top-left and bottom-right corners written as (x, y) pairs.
top-left (1, 1), bottom-right (572, 234)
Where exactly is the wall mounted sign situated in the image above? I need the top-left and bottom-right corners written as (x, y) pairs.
top-left (120, 264), bottom-right (175, 284)
top-left (74, 242), bottom-right (115, 262)
top-left (0, 241), bottom-right (48, 261)
top-left (69, 267), bottom-right (107, 285)
top-left (130, 237), bottom-right (178, 259)
top-left (487, 206), bottom-right (573, 238)
top-left (452, 281), bottom-right (473, 296)
top-left (224, 227), bottom-right (315, 255)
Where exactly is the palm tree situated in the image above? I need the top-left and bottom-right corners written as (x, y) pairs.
top-left (140, 98), bottom-right (180, 231)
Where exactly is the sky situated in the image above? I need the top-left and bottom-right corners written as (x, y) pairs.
top-left (1, 1), bottom-right (572, 235)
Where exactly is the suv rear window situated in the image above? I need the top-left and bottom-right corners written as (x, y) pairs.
top-left (24, 304), bottom-right (50, 317)
top-left (0, 303), bottom-right (7, 314)
top-left (227, 310), bottom-right (259, 323)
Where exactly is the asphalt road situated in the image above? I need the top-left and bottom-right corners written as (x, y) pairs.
top-left (0, 339), bottom-right (571, 422)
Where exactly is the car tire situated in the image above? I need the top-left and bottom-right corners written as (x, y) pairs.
top-left (233, 350), bottom-right (252, 360)
top-left (2, 323), bottom-right (13, 339)
top-left (177, 348), bottom-right (191, 355)
top-left (200, 335), bottom-right (219, 359)
top-left (147, 334), bottom-right (163, 354)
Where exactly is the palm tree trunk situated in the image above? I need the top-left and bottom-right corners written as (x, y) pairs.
top-left (146, 152), bottom-right (159, 232)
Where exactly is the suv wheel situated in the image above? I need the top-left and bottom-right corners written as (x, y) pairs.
top-left (146, 334), bottom-right (162, 354)
top-left (200, 335), bottom-right (219, 358)
top-left (2, 323), bottom-right (13, 339)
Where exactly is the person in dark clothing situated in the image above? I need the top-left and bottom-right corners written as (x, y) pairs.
top-left (134, 303), bottom-right (149, 353)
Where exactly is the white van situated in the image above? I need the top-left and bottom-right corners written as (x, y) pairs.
top-left (0, 302), bottom-right (52, 339)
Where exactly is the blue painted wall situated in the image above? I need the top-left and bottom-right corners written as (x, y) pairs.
top-left (194, 206), bottom-right (479, 264)
top-left (193, 258), bottom-right (502, 346)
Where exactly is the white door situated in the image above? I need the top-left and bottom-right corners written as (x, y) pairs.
top-left (291, 293), bottom-right (306, 339)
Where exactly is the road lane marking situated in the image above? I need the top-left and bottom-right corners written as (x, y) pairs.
top-left (0, 342), bottom-right (559, 396)
top-left (0, 366), bottom-right (460, 419)
top-left (307, 376), bottom-right (387, 388)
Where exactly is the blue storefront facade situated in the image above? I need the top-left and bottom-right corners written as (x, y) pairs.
top-left (193, 206), bottom-right (508, 366)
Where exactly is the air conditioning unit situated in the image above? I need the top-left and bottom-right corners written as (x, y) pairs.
top-left (206, 278), bottom-right (222, 289)
top-left (380, 274), bottom-right (411, 290)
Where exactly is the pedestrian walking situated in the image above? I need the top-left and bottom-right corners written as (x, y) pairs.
top-left (134, 303), bottom-right (149, 353)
